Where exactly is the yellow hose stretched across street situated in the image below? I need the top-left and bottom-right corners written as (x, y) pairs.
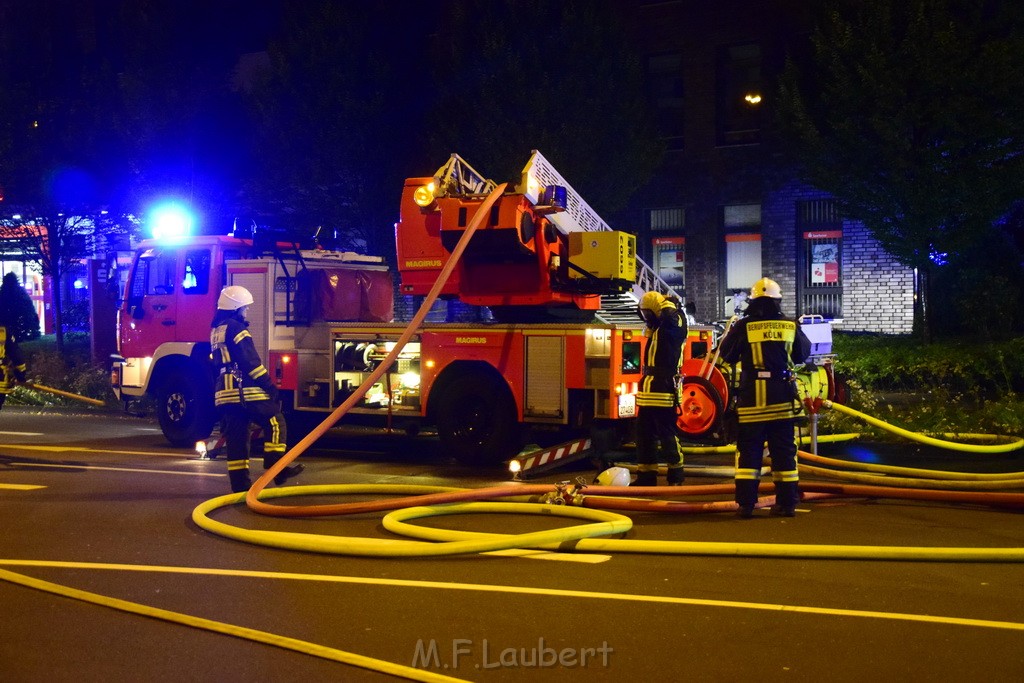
top-left (825, 400), bottom-right (1024, 453)
top-left (799, 450), bottom-right (1024, 480)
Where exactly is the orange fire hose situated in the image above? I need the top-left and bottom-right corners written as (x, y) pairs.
top-left (246, 182), bottom-right (509, 516)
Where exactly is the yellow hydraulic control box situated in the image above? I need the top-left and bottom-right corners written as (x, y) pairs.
top-left (567, 231), bottom-right (636, 282)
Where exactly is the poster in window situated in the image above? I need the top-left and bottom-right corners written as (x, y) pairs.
top-left (811, 243), bottom-right (838, 284)
top-left (652, 237), bottom-right (685, 293)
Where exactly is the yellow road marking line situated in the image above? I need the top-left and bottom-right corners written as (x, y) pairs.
top-left (0, 484), bottom-right (46, 490)
top-left (0, 566), bottom-right (465, 683)
top-left (0, 431), bottom-right (44, 436)
top-left (2, 559), bottom-right (1020, 632)
top-left (5, 444), bottom-right (191, 457)
top-left (9, 463), bottom-right (223, 477)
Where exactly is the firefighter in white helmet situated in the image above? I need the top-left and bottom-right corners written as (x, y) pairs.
top-left (717, 277), bottom-right (811, 517)
top-left (635, 290), bottom-right (687, 486)
top-left (210, 285), bottom-right (302, 492)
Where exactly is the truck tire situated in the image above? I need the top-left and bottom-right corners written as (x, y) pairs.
top-left (155, 371), bottom-right (216, 447)
top-left (435, 373), bottom-right (519, 466)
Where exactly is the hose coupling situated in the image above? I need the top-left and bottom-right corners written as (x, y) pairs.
top-left (543, 478), bottom-right (588, 506)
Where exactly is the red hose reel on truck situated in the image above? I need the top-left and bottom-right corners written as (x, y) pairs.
top-left (674, 317), bottom-right (843, 443)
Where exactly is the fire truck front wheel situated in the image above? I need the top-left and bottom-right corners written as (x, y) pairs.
top-left (434, 373), bottom-right (519, 466)
top-left (154, 372), bottom-right (216, 447)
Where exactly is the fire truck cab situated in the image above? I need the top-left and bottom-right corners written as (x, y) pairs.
top-left (110, 234), bottom-right (391, 447)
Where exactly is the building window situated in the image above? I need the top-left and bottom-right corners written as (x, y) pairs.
top-left (797, 200), bottom-right (843, 319)
top-left (723, 204), bottom-right (762, 315)
top-left (716, 43), bottom-right (762, 146)
top-left (645, 52), bottom-right (685, 151)
top-left (648, 207), bottom-right (685, 232)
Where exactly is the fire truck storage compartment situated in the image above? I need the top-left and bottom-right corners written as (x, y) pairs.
top-left (524, 335), bottom-right (565, 420)
top-left (227, 269), bottom-right (271, 361)
top-left (331, 333), bottom-right (422, 413)
top-left (295, 349), bottom-right (332, 409)
top-left (584, 327), bottom-right (614, 417)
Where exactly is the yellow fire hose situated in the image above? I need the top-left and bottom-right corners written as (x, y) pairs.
top-left (25, 382), bottom-right (106, 407)
top-left (193, 483), bottom-right (1024, 562)
top-left (825, 400), bottom-right (1024, 453)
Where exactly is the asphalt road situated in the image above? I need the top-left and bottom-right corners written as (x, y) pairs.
top-left (1, 407), bottom-right (1022, 682)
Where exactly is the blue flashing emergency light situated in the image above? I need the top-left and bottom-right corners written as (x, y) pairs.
top-left (149, 202), bottom-right (194, 241)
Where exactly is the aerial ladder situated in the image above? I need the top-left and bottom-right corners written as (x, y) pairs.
top-left (396, 150), bottom-right (679, 323)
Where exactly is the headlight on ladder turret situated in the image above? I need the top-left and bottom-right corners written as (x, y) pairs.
top-left (413, 181), bottom-right (437, 208)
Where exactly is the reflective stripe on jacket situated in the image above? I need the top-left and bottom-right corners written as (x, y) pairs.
top-left (210, 313), bottom-right (274, 407)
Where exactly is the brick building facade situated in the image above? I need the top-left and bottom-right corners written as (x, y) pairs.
top-left (616, 0), bottom-right (916, 334)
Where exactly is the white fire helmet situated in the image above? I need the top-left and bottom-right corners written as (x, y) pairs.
top-left (595, 466), bottom-right (632, 487)
top-left (217, 285), bottom-right (255, 311)
top-left (750, 277), bottom-right (782, 299)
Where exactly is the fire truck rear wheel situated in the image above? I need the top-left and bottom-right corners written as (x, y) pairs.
top-left (435, 373), bottom-right (519, 466)
top-left (155, 372), bottom-right (216, 447)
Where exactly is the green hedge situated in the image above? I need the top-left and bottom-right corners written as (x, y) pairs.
top-left (9, 333), bottom-right (115, 407)
top-left (831, 334), bottom-right (1024, 395)
top-left (823, 334), bottom-right (1024, 437)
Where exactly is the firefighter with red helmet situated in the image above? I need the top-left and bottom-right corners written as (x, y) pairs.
top-left (210, 285), bottom-right (302, 493)
top-left (717, 277), bottom-right (811, 517)
top-left (635, 290), bottom-right (687, 486)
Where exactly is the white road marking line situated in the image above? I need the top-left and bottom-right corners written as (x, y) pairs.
top-left (9, 462), bottom-right (224, 477)
top-left (0, 431), bottom-right (44, 436)
top-left (5, 444), bottom-right (192, 457)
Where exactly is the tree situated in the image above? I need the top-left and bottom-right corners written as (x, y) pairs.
top-left (241, 1), bottom-right (431, 259)
top-left (0, 271), bottom-right (40, 341)
top-left (425, 0), bottom-right (663, 217)
top-left (776, 0), bottom-right (1024, 339)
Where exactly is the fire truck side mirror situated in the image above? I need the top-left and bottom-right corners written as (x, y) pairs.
top-left (131, 305), bottom-right (145, 320)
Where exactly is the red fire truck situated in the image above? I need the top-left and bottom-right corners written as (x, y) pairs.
top-left (110, 152), bottom-right (717, 464)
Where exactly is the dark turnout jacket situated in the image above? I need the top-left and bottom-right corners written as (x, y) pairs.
top-left (717, 300), bottom-right (811, 423)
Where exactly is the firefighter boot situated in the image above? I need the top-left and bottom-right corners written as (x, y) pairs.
top-left (228, 461), bottom-right (252, 493)
top-left (274, 463), bottom-right (304, 486)
top-left (264, 450), bottom-right (305, 486)
top-left (770, 481), bottom-right (799, 517)
top-left (735, 478), bottom-right (759, 519)
top-left (634, 465), bottom-right (659, 487)
top-left (666, 464), bottom-right (685, 486)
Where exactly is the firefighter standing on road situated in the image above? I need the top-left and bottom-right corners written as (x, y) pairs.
top-left (0, 318), bottom-right (28, 412)
top-left (210, 285), bottom-right (303, 493)
top-left (717, 277), bottom-right (811, 517)
top-left (635, 291), bottom-right (687, 486)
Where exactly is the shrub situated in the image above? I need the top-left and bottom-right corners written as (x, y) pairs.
top-left (825, 333), bottom-right (1024, 438)
top-left (9, 333), bottom-right (114, 407)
